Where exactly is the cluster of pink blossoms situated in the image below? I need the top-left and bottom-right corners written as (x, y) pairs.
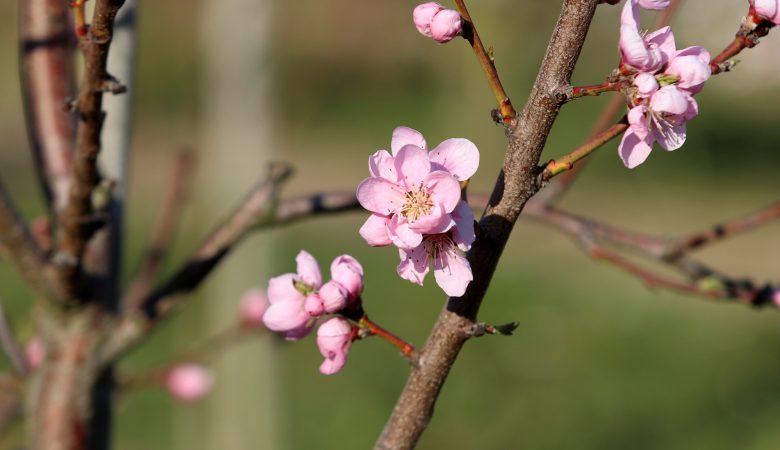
top-left (261, 251), bottom-right (362, 374)
top-left (617, 0), bottom-right (711, 168)
top-left (357, 126), bottom-right (478, 297)
top-left (751, 0), bottom-right (780, 24)
top-left (413, 2), bottom-right (463, 43)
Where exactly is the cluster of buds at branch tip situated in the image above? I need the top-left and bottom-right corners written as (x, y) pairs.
top-left (413, 3), bottom-right (463, 44)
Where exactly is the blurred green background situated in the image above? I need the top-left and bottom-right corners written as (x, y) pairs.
top-left (1, 0), bottom-right (779, 449)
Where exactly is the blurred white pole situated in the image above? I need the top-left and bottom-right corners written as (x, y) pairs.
top-left (190, 0), bottom-right (280, 449)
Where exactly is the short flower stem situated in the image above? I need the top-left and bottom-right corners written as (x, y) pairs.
top-left (453, 0), bottom-right (516, 123)
top-left (68, 1), bottom-right (89, 38)
top-left (568, 81), bottom-right (623, 100)
top-left (540, 117), bottom-right (628, 182)
top-left (358, 315), bottom-right (416, 360)
top-left (711, 12), bottom-right (775, 75)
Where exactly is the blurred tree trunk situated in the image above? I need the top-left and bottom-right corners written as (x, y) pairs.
top-left (182, 0), bottom-right (280, 449)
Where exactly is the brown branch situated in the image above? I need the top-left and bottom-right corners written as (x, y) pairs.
top-left (19, 0), bottom-right (77, 213)
top-left (122, 152), bottom-right (195, 311)
top-left (539, 0), bottom-right (686, 204)
top-left (453, 0), bottom-right (516, 122)
top-left (55, 0), bottom-right (126, 302)
top-left (99, 163), bottom-right (293, 364)
top-left (376, 2), bottom-right (599, 448)
top-left (665, 201), bottom-right (780, 258)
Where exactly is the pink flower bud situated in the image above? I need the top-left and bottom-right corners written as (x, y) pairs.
top-left (634, 73), bottom-right (659, 97)
top-left (319, 280), bottom-right (349, 313)
top-left (304, 293), bottom-right (325, 316)
top-left (751, 0), bottom-right (780, 24)
top-left (773, 289), bottom-right (780, 308)
top-left (238, 288), bottom-right (269, 328)
top-left (413, 2), bottom-right (445, 37)
top-left (430, 9), bottom-right (462, 43)
top-left (166, 364), bottom-right (214, 402)
top-left (263, 299), bottom-right (311, 333)
top-left (25, 336), bottom-right (45, 371)
top-left (316, 318), bottom-right (353, 375)
top-left (330, 255), bottom-right (364, 301)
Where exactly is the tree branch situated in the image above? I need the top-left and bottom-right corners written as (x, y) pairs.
top-left (0, 296), bottom-right (26, 375)
top-left (55, 0), bottom-right (126, 302)
top-left (376, 1), bottom-right (599, 448)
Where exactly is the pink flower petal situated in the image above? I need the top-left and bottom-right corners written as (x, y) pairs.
top-left (429, 138), bottom-right (480, 180)
top-left (638, 0), bottom-right (670, 10)
top-left (296, 250), bottom-right (322, 288)
top-left (330, 255), bottom-right (364, 300)
top-left (752, 0), bottom-right (780, 23)
top-left (304, 293), bottom-right (325, 316)
top-left (359, 214), bottom-right (392, 246)
top-left (284, 321), bottom-right (315, 341)
top-left (666, 47), bottom-right (711, 94)
top-left (387, 215), bottom-right (424, 249)
top-left (356, 177), bottom-right (405, 216)
top-left (432, 245), bottom-right (472, 297)
top-left (649, 85), bottom-right (689, 116)
top-left (317, 318), bottom-right (352, 375)
top-left (645, 26), bottom-right (676, 64)
top-left (634, 73), bottom-right (658, 97)
top-left (651, 122), bottom-right (687, 151)
top-left (406, 203), bottom-right (450, 234)
top-left (391, 126), bottom-right (427, 155)
top-left (395, 145), bottom-right (432, 188)
top-left (262, 299), bottom-right (310, 332)
top-left (430, 9), bottom-right (462, 43)
top-left (451, 200), bottom-right (475, 251)
top-left (397, 245), bottom-right (430, 286)
top-left (424, 171), bottom-right (461, 214)
top-left (413, 2), bottom-right (445, 37)
top-left (618, 127), bottom-right (654, 168)
top-left (368, 150), bottom-right (398, 182)
top-left (267, 274), bottom-right (304, 304)
top-left (320, 280), bottom-right (349, 313)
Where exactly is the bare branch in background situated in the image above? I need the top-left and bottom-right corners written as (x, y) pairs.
top-left (122, 151), bottom-right (196, 311)
top-left (0, 296), bottom-right (26, 375)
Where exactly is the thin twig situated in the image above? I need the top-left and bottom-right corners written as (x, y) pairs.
top-left (0, 296), bottom-right (26, 375)
top-left (453, 0), bottom-right (516, 122)
top-left (122, 151), bottom-right (195, 311)
top-left (710, 7), bottom-right (775, 75)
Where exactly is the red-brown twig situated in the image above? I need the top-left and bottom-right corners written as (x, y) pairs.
top-left (19, 0), bottom-right (77, 213)
top-left (358, 315), bottom-right (417, 362)
top-left (55, 0), bottom-right (126, 302)
top-left (122, 152), bottom-right (196, 311)
top-left (539, 117), bottom-right (628, 182)
top-left (453, 0), bottom-right (516, 122)
top-left (710, 8), bottom-right (776, 74)
top-left (567, 80), bottom-right (624, 100)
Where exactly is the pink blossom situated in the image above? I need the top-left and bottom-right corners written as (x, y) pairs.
top-left (357, 127), bottom-right (478, 250)
top-left (330, 255), bottom-right (364, 302)
top-left (25, 336), bottom-right (45, 371)
top-left (397, 200), bottom-right (475, 297)
top-left (166, 364), bottom-right (214, 402)
top-left (638, 0), bottom-right (670, 9)
top-left (238, 288), bottom-right (269, 328)
top-left (773, 289), bottom-right (780, 308)
top-left (665, 46), bottom-right (711, 94)
top-left (430, 9), bottom-right (462, 43)
top-left (413, 2), bottom-right (444, 37)
top-left (319, 280), bottom-right (349, 313)
top-left (752, 0), bottom-right (780, 24)
top-left (618, 85), bottom-right (698, 168)
top-left (413, 3), bottom-right (463, 44)
top-left (619, 0), bottom-right (676, 72)
top-left (262, 250), bottom-right (323, 340)
top-left (316, 318), bottom-right (353, 375)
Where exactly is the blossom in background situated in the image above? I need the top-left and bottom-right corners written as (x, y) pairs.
top-left (316, 318), bottom-right (354, 375)
top-left (238, 287), bottom-right (269, 328)
top-left (638, 0), bottom-right (670, 9)
top-left (616, 0), bottom-right (711, 168)
top-left (25, 336), bottom-right (45, 371)
top-left (166, 364), bottom-right (214, 402)
top-left (358, 127), bottom-right (479, 296)
top-left (751, 0), bottom-right (780, 24)
top-left (413, 2), bottom-right (463, 43)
